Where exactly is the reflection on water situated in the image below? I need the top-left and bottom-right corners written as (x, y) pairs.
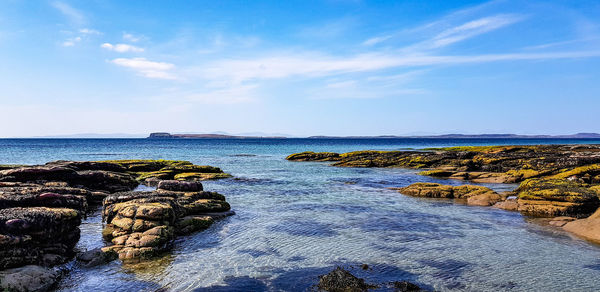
top-left (1, 138), bottom-right (599, 291)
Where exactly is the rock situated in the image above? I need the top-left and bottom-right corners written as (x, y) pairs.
top-left (548, 216), bottom-right (576, 227)
top-left (157, 180), bottom-right (203, 192)
top-left (175, 215), bottom-right (214, 235)
top-left (286, 145), bottom-right (600, 184)
top-left (467, 192), bottom-right (503, 206)
top-left (46, 160), bottom-right (127, 172)
top-left (0, 159), bottom-right (231, 270)
top-left (0, 207), bottom-right (81, 269)
top-left (286, 151), bottom-right (340, 162)
top-left (515, 179), bottom-right (599, 217)
top-left (0, 166), bottom-right (78, 183)
top-left (391, 281), bottom-right (422, 292)
top-left (562, 208), bottom-right (600, 243)
top-left (0, 265), bottom-right (61, 292)
top-left (317, 267), bottom-right (370, 292)
top-left (493, 199), bottom-right (519, 211)
top-left (0, 188), bottom-right (87, 212)
top-left (398, 183), bottom-right (501, 205)
top-left (72, 170), bottom-right (139, 193)
top-left (100, 160), bottom-right (231, 184)
top-left (76, 248), bottom-right (117, 267)
top-left (102, 187), bottom-right (231, 261)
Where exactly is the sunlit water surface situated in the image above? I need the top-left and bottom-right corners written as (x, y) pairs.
top-left (2, 138), bottom-right (600, 291)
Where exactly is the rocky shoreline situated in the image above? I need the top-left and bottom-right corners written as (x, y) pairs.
top-left (0, 159), bottom-right (233, 291)
top-left (287, 145), bottom-right (600, 244)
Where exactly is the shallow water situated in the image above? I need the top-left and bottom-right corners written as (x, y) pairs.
top-left (2, 138), bottom-right (600, 291)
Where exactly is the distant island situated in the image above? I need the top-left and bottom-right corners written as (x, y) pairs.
top-left (148, 132), bottom-right (600, 139)
top-left (148, 132), bottom-right (288, 139)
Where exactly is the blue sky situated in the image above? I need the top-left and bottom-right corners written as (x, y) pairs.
top-left (1, 0), bottom-right (599, 137)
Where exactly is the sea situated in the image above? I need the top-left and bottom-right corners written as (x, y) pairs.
top-left (1, 138), bottom-right (600, 291)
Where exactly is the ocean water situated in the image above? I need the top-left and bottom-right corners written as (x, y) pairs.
top-left (2, 138), bottom-right (600, 291)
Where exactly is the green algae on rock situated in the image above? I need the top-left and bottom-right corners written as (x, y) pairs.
top-left (286, 144), bottom-right (600, 184)
top-left (397, 183), bottom-right (504, 206)
top-left (514, 178), bottom-right (600, 217)
top-left (101, 159), bottom-right (232, 185)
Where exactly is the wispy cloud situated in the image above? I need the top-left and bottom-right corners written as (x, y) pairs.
top-left (123, 32), bottom-right (142, 42)
top-left (51, 1), bottom-right (84, 25)
top-left (197, 50), bottom-right (600, 84)
top-left (62, 36), bottom-right (81, 47)
top-left (101, 43), bottom-right (144, 53)
top-left (79, 28), bottom-right (101, 35)
top-left (60, 28), bottom-right (101, 47)
top-left (423, 14), bottom-right (523, 49)
top-left (297, 18), bottom-right (357, 38)
top-left (362, 35), bottom-right (393, 46)
top-left (110, 58), bottom-right (176, 80)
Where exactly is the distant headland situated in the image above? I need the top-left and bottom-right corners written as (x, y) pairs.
top-left (148, 132), bottom-right (600, 139)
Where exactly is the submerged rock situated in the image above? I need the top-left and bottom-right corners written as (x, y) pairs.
top-left (317, 267), bottom-right (370, 292)
top-left (76, 248), bottom-right (117, 267)
top-left (316, 266), bottom-right (422, 292)
top-left (0, 265), bottom-right (61, 292)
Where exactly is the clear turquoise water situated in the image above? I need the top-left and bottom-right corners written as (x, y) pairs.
top-left (2, 138), bottom-right (600, 291)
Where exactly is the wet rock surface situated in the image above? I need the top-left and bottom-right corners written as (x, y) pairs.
top-left (316, 266), bottom-right (422, 292)
top-left (397, 183), bottom-right (503, 206)
top-left (102, 180), bottom-right (232, 262)
top-left (0, 159), bottom-right (233, 284)
top-left (0, 207), bottom-right (81, 269)
top-left (0, 265), bottom-right (62, 292)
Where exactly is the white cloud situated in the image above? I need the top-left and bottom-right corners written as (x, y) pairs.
top-left (51, 1), bottom-right (84, 25)
top-left (110, 57), bottom-right (176, 80)
top-left (79, 28), bottom-right (101, 35)
top-left (62, 36), bottom-right (81, 47)
top-left (123, 33), bottom-right (141, 42)
top-left (101, 43), bottom-right (145, 53)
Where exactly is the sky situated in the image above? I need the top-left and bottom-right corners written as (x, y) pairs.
top-left (0, 0), bottom-right (599, 137)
